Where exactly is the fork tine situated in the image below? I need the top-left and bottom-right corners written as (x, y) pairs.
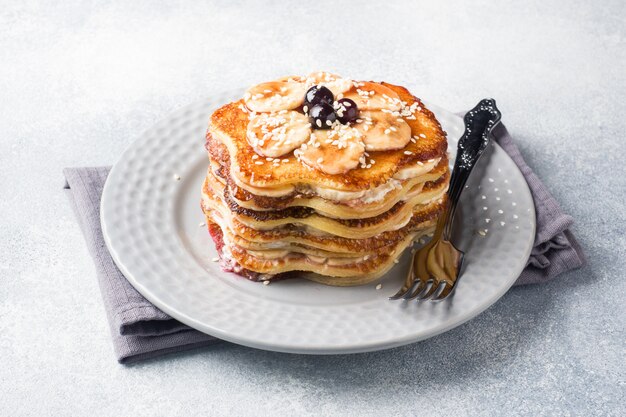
top-left (431, 252), bottom-right (463, 301)
top-left (418, 279), bottom-right (440, 300)
top-left (389, 286), bottom-right (411, 300)
top-left (403, 279), bottom-right (427, 300)
top-left (431, 281), bottom-right (454, 301)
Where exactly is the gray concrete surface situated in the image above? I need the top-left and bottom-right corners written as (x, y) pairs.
top-left (1, 1), bottom-right (624, 416)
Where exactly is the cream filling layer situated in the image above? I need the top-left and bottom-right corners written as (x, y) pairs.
top-left (211, 210), bottom-right (367, 267)
top-left (203, 171), bottom-right (448, 237)
top-left (203, 176), bottom-right (439, 236)
top-left (229, 157), bottom-right (441, 203)
top-left (205, 188), bottom-right (413, 240)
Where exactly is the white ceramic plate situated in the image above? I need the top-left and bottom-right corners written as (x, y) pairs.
top-left (101, 91), bottom-right (535, 354)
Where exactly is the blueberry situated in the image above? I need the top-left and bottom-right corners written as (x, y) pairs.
top-left (304, 85), bottom-right (334, 113)
top-left (336, 98), bottom-right (359, 124)
top-left (309, 102), bottom-right (336, 129)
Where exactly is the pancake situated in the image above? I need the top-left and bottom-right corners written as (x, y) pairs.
top-left (207, 216), bottom-right (434, 286)
top-left (224, 156), bottom-right (448, 218)
top-left (207, 131), bottom-right (447, 210)
top-left (202, 175), bottom-right (446, 241)
top-left (202, 72), bottom-right (450, 286)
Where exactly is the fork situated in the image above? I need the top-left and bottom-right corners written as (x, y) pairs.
top-left (390, 98), bottom-right (502, 301)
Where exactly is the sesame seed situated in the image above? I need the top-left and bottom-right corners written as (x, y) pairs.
top-left (255, 161), bottom-right (264, 165)
top-left (496, 197), bottom-right (501, 201)
top-left (393, 259), bottom-right (399, 264)
top-left (478, 230), bottom-right (486, 237)
top-left (512, 202), bottom-right (517, 206)
top-left (513, 214), bottom-right (519, 219)
top-left (317, 157), bottom-right (324, 163)
top-left (419, 133), bottom-right (426, 138)
top-left (507, 189), bottom-right (513, 194)
top-left (498, 209), bottom-right (504, 214)
top-left (263, 280), bottom-right (270, 286)
top-left (316, 119), bottom-right (322, 128)
top-left (404, 151), bottom-right (413, 155)
top-left (384, 128), bottom-right (391, 134)
top-left (199, 222), bottom-right (206, 227)
top-left (211, 257), bottom-right (219, 262)
top-left (488, 178), bottom-right (494, 182)
top-left (173, 174), bottom-right (181, 181)
top-left (485, 218), bottom-right (491, 223)
top-left (500, 221), bottom-right (506, 226)
top-left (375, 283), bottom-right (382, 290)
top-left (483, 207), bottom-right (488, 210)
top-left (481, 195), bottom-right (486, 199)
top-left (252, 154), bottom-right (259, 160)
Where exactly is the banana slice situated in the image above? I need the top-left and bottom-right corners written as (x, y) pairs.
top-left (354, 110), bottom-right (411, 151)
top-left (296, 125), bottom-right (365, 175)
top-left (247, 111), bottom-right (311, 157)
top-left (306, 71), bottom-right (353, 96)
top-left (244, 78), bottom-right (308, 113)
top-left (342, 81), bottom-right (402, 111)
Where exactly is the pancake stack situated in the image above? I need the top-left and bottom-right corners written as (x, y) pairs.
top-left (202, 72), bottom-right (449, 286)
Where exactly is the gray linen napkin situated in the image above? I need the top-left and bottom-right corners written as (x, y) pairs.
top-left (63, 122), bottom-right (584, 363)
top-left (491, 124), bottom-right (585, 284)
top-left (63, 167), bottom-right (218, 364)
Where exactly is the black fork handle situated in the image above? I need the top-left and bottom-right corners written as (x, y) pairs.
top-left (440, 99), bottom-right (502, 239)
